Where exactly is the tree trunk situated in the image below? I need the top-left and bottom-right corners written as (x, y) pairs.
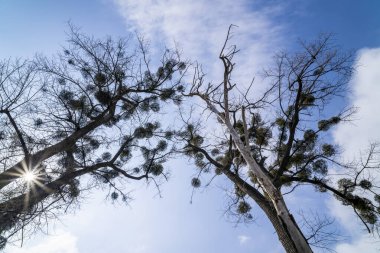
top-left (203, 96), bottom-right (313, 252)
top-left (220, 114), bottom-right (313, 253)
top-left (223, 169), bottom-right (299, 253)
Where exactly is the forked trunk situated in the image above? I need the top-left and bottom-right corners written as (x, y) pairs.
top-left (223, 118), bottom-right (313, 253)
top-left (223, 169), bottom-right (303, 253)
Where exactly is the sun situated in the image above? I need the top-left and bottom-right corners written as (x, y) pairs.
top-left (23, 171), bottom-right (37, 182)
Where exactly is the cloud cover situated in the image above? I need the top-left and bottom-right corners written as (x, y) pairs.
top-left (6, 2), bottom-right (380, 253)
top-left (5, 231), bottom-right (79, 253)
top-left (333, 48), bottom-right (380, 156)
top-left (113, 0), bottom-right (284, 83)
top-left (113, 1), bottom-right (380, 252)
top-left (4, 2), bottom-right (287, 251)
top-left (238, 234), bottom-right (251, 244)
top-left (332, 48), bottom-right (380, 252)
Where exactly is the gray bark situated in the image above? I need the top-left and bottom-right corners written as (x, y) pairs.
top-left (202, 97), bottom-right (313, 253)
top-left (224, 116), bottom-right (313, 253)
top-left (223, 169), bottom-right (298, 253)
top-left (0, 111), bottom-right (112, 190)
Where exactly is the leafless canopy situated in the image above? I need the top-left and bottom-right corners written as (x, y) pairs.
top-left (179, 25), bottom-right (379, 252)
top-left (0, 26), bottom-right (186, 248)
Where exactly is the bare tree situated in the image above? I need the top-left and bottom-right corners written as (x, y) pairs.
top-left (0, 27), bottom-right (186, 248)
top-left (179, 26), bottom-right (380, 252)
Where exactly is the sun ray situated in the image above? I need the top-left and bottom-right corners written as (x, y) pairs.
top-left (31, 179), bottom-right (51, 193)
top-left (23, 171), bottom-right (36, 182)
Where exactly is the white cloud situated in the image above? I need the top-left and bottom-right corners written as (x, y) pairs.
top-left (335, 235), bottom-right (380, 253)
top-left (112, 0), bottom-right (284, 84)
top-left (108, 2), bottom-right (380, 253)
top-left (237, 234), bottom-right (250, 245)
top-left (5, 231), bottom-right (79, 253)
top-left (327, 197), bottom-right (358, 232)
top-left (330, 48), bottom-right (380, 252)
top-left (112, 0), bottom-right (286, 152)
top-left (113, 2), bottom-right (380, 252)
top-left (130, 245), bottom-right (149, 253)
top-left (333, 48), bottom-right (380, 158)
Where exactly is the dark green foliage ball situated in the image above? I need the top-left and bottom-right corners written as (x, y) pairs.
top-left (178, 62), bottom-right (186, 70)
top-left (150, 164), bottom-right (164, 176)
top-left (34, 118), bottom-right (43, 127)
top-left (59, 90), bottom-right (74, 101)
top-left (322, 144), bottom-right (336, 157)
top-left (338, 178), bottom-right (354, 192)
top-left (156, 140), bottom-right (168, 151)
top-left (68, 97), bottom-right (86, 110)
top-left (111, 192), bottom-right (119, 200)
top-left (134, 126), bottom-right (152, 139)
top-left (150, 102), bottom-right (160, 112)
top-left (94, 72), bottom-right (107, 85)
top-left (303, 129), bottom-right (317, 142)
top-left (312, 159), bottom-right (328, 175)
top-left (176, 85), bottom-right (185, 92)
top-left (114, 69), bottom-right (125, 82)
top-left (195, 159), bottom-right (206, 169)
top-left (102, 152), bottom-right (112, 161)
top-left (211, 148), bottom-right (220, 156)
top-left (69, 184), bottom-right (80, 198)
top-left (318, 117), bottom-right (341, 131)
top-left (120, 149), bottom-right (132, 162)
top-left (318, 120), bottom-right (330, 131)
top-left (237, 201), bottom-right (251, 214)
top-left (359, 180), bottom-right (372, 189)
top-left (164, 131), bottom-right (174, 140)
top-left (360, 210), bottom-right (377, 225)
top-left (94, 90), bottom-right (112, 105)
top-left (156, 67), bottom-right (164, 78)
top-left (214, 167), bottom-right (222, 175)
top-left (300, 93), bottom-right (315, 106)
top-left (190, 135), bottom-right (204, 146)
top-left (160, 88), bottom-right (175, 101)
top-left (89, 138), bottom-right (100, 150)
top-left (191, 177), bottom-right (201, 188)
top-left (275, 117), bottom-right (286, 127)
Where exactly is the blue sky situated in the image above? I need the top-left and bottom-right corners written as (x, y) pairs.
top-left (1, 1), bottom-right (380, 252)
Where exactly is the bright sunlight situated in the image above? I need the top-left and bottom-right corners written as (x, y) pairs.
top-left (23, 171), bottom-right (36, 182)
